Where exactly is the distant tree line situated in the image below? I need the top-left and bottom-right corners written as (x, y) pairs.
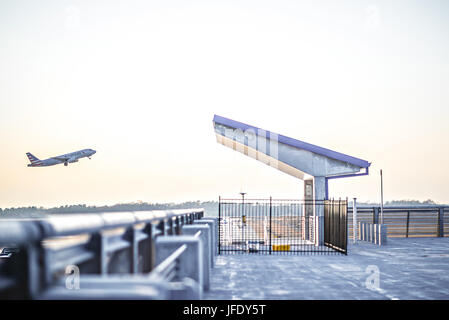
top-left (0, 201), bottom-right (219, 218)
top-left (351, 199), bottom-right (443, 207)
top-left (0, 199), bottom-right (446, 219)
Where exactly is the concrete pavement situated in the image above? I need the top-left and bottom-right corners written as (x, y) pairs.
top-left (205, 237), bottom-right (449, 300)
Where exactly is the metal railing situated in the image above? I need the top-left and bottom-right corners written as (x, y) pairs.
top-left (324, 199), bottom-right (348, 254)
top-left (149, 244), bottom-right (187, 282)
top-left (348, 206), bottom-right (448, 238)
top-left (218, 198), bottom-right (348, 255)
top-left (0, 208), bottom-right (204, 299)
top-left (149, 231), bottom-right (202, 282)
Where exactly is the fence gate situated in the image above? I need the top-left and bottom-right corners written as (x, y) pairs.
top-left (218, 198), bottom-right (347, 255)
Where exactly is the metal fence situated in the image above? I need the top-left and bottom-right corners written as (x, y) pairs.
top-left (0, 208), bottom-right (204, 299)
top-left (347, 206), bottom-right (449, 238)
top-left (218, 198), bottom-right (347, 255)
top-left (324, 199), bottom-right (348, 254)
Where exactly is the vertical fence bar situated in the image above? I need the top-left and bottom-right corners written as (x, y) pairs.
top-left (269, 197), bottom-right (272, 255)
top-left (406, 211), bottom-right (410, 238)
top-left (438, 207), bottom-right (444, 237)
top-left (218, 196), bottom-right (221, 255)
top-left (330, 199), bottom-right (335, 251)
top-left (344, 198), bottom-right (348, 254)
top-left (373, 207), bottom-right (379, 224)
top-left (353, 198), bottom-right (357, 244)
top-left (338, 199), bottom-right (342, 253)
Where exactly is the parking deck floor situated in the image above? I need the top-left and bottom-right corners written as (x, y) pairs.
top-left (205, 237), bottom-right (449, 300)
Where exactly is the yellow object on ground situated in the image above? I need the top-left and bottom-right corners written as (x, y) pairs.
top-left (272, 244), bottom-right (290, 251)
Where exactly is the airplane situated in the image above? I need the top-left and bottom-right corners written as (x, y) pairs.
top-left (26, 149), bottom-right (96, 167)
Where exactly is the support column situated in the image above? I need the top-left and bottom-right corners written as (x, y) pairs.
top-left (313, 176), bottom-right (326, 203)
top-left (304, 179), bottom-right (313, 241)
top-left (304, 177), bottom-right (326, 245)
top-left (315, 177), bottom-right (326, 246)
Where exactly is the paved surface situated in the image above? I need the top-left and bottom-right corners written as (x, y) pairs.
top-left (205, 237), bottom-right (449, 300)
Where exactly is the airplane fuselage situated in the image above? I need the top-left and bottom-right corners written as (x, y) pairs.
top-left (26, 149), bottom-right (96, 167)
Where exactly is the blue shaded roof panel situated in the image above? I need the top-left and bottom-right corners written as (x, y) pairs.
top-left (213, 114), bottom-right (370, 169)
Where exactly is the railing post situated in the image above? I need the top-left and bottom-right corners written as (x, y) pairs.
top-left (438, 207), bottom-right (444, 237)
top-left (182, 225), bottom-right (211, 291)
top-left (166, 218), bottom-right (172, 235)
top-left (155, 235), bottom-right (203, 295)
top-left (24, 243), bottom-right (44, 299)
top-left (142, 223), bottom-right (156, 272)
top-left (124, 227), bottom-right (138, 274)
top-left (373, 207), bottom-right (379, 224)
top-left (158, 219), bottom-right (166, 235)
top-left (269, 197), bottom-right (272, 255)
top-left (406, 211), bottom-right (410, 238)
top-left (88, 233), bottom-right (107, 274)
top-left (175, 217), bottom-right (181, 235)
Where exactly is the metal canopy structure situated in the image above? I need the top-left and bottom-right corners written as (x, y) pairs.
top-left (213, 114), bottom-right (371, 201)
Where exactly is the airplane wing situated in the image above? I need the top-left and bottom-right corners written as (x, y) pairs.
top-left (52, 156), bottom-right (70, 162)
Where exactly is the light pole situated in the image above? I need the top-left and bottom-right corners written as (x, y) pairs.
top-left (240, 192), bottom-right (246, 249)
top-left (353, 198), bottom-right (357, 244)
top-left (380, 170), bottom-right (384, 224)
top-left (240, 192), bottom-right (246, 222)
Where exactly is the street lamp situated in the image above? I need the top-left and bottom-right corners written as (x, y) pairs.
top-left (380, 170), bottom-right (384, 224)
top-left (240, 192), bottom-right (247, 250)
top-left (240, 192), bottom-right (246, 224)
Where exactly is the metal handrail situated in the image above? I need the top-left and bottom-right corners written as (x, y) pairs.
top-left (193, 231), bottom-right (202, 238)
top-left (149, 244), bottom-right (187, 282)
top-left (349, 206), bottom-right (448, 211)
top-left (0, 208), bottom-right (204, 241)
top-left (347, 206), bottom-right (447, 238)
top-left (148, 230), bottom-right (203, 284)
top-left (0, 207), bottom-right (204, 299)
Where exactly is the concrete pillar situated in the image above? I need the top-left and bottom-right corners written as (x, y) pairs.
top-left (310, 177), bottom-right (326, 245)
top-left (194, 218), bottom-right (217, 267)
top-left (304, 179), bottom-right (313, 241)
top-left (181, 224), bottom-right (211, 291)
top-left (315, 216), bottom-right (324, 246)
top-left (155, 235), bottom-right (203, 295)
top-left (314, 176), bottom-right (326, 202)
top-left (201, 217), bottom-right (218, 255)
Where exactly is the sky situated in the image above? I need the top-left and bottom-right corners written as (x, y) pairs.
top-left (0, 0), bottom-right (448, 208)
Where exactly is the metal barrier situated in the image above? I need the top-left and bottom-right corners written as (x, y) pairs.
top-left (324, 199), bottom-right (348, 254)
top-left (358, 222), bottom-right (387, 245)
top-left (150, 231), bottom-right (201, 282)
top-left (348, 206), bottom-right (449, 238)
top-left (149, 244), bottom-right (188, 282)
top-left (0, 208), bottom-right (205, 299)
top-left (218, 198), bottom-right (348, 255)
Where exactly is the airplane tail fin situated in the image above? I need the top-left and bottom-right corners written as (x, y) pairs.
top-left (26, 152), bottom-right (42, 166)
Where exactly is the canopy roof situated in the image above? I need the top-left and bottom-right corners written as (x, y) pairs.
top-left (213, 114), bottom-right (370, 180)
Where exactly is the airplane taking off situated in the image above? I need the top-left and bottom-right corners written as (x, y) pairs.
top-left (26, 149), bottom-right (96, 167)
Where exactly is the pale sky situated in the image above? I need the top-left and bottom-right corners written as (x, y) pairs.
top-left (1, 0), bottom-right (448, 208)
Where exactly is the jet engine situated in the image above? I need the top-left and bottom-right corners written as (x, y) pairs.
top-left (64, 157), bottom-right (79, 166)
